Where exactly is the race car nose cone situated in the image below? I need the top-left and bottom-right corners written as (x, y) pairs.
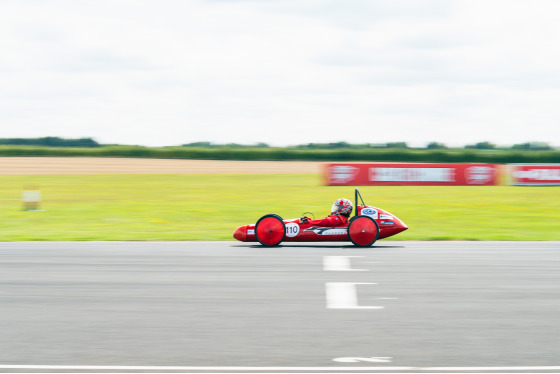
top-left (233, 226), bottom-right (247, 241)
top-left (394, 217), bottom-right (408, 234)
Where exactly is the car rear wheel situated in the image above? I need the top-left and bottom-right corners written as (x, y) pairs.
top-left (255, 214), bottom-right (286, 246)
top-left (348, 215), bottom-right (380, 247)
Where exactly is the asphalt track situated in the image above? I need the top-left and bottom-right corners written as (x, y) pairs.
top-left (1, 241), bottom-right (559, 373)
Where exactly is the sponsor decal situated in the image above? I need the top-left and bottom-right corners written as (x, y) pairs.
top-left (465, 166), bottom-right (496, 185)
top-left (285, 222), bottom-right (300, 237)
top-left (305, 227), bottom-right (348, 235)
top-left (380, 221), bottom-right (395, 225)
top-left (513, 169), bottom-right (560, 181)
top-left (247, 229), bottom-right (255, 235)
top-left (329, 165), bottom-right (359, 184)
top-left (326, 163), bottom-right (498, 186)
top-left (370, 167), bottom-right (455, 183)
top-left (379, 214), bottom-right (392, 220)
top-left (361, 208), bottom-right (378, 218)
top-left (510, 164), bottom-right (560, 185)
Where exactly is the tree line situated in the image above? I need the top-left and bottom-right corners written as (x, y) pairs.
top-left (0, 137), bottom-right (100, 147)
top-left (0, 137), bottom-right (555, 151)
top-left (181, 141), bottom-right (556, 151)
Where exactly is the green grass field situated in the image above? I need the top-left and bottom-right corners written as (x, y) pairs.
top-left (1, 174), bottom-right (559, 241)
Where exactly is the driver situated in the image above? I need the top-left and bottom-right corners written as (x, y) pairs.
top-left (300, 198), bottom-right (353, 226)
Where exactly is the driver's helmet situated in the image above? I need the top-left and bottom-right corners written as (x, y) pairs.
top-left (331, 198), bottom-right (353, 216)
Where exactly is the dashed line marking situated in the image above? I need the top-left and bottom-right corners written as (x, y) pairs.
top-left (333, 357), bottom-right (393, 363)
top-left (323, 256), bottom-right (367, 271)
top-left (325, 282), bottom-right (383, 309)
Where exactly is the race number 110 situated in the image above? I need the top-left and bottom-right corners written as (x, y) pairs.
top-left (285, 222), bottom-right (300, 237)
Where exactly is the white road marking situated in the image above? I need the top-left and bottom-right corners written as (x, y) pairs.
top-left (325, 282), bottom-right (383, 309)
top-left (0, 366), bottom-right (409, 371)
top-left (422, 368), bottom-right (560, 371)
top-left (323, 256), bottom-right (367, 271)
top-left (333, 357), bottom-right (393, 363)
top-left (1, 365), bottom-right (560, 372)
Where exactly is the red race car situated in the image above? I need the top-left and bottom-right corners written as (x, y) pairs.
top-left (233, 188), bottom-right (408, 247)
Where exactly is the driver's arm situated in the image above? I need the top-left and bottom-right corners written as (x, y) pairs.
top-left (304, 215), bottom-right (346, 226)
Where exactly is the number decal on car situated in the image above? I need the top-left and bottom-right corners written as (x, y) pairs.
top-left (285, 222), bottom-right (300, 237)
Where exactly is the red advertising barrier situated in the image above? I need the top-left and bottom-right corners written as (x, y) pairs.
top-left (325, 163), bottom-right (500, 186)
top-left (509, 164), bottom-right (560, 186)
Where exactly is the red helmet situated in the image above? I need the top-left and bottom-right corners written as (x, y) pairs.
top-left (331, 198), bottom-right (353, 216)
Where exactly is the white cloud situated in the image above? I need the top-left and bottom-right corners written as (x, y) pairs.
top-left (1, 0), bottom-right (560, 147)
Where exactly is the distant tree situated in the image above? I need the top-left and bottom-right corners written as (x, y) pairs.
top-left (76, 138), bottom-right (100, 147)
top-left (465, 141), bottom-right (496, 150)
top-left (181, 142), bottom-right (269, 148)
top-left (511, 142), bottom-right (552, 151)
top-left (297, 143), bottom-right (317, 148)
top-left (327, 141), bottom-right (351, 149)
top-left (181, 142), bottom-right (213, 147)
top-left (294, 142), bottom-right (378, 149)
top-left (42, 137), bottom-right (61, 146)
top-left (385, 142), bottom-right (408, 148)
top-left (426, 142), bottom-right (447, 149)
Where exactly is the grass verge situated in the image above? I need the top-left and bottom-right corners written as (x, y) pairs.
top-left (1, 174), bottom-right (558, 241)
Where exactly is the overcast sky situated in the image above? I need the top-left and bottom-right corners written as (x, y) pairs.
top-left (1, 0), bottom-right (559, 147)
